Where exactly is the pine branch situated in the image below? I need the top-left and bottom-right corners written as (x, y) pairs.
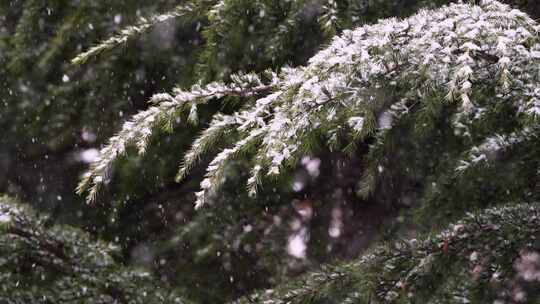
top-left (455, 126), bottom-right (539, 174)
top-left (78, 73), bottom-right (275, 203)
top-left (234, 202), bottom-right (540, 303)
top-left (176, 114), bottom-right (238, 182)
top-left (195, 129), bottom-right (264, 208)
top-left (71, 2), bottom-right (206, 65)
top-left (319, 0), bottom-right (340, 37)
top-left (265, 1), bottom-right (306, 63)
top-left (0, 196), bottom-right (189, 303)
top-left (81, 1), bottom-right (540, 208)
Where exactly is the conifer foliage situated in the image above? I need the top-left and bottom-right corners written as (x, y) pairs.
top-left (72, 1), bottom-right (540, 302)
top-left (2, 0), bottom-right (540, 303)
top-left (0, 196), bottom-right (186, 303)
top-left (79, 0), bottom-right (540, 208)
top-left (235, 203), bottom-right (540, 303)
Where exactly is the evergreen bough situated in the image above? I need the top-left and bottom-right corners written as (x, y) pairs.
top-left (78, 1), bottom-right (540, 209)
top-left (235, 202), bottom-right (540, 303)
top-left (0, 196), bottom-right (187, 303)
top-left (3, 0), bottom-right (539, 302)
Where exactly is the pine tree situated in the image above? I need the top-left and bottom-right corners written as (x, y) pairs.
top-left (1, 0), bottom-right (540, 303)
top-left (71, 0), bottom-right (540, 302)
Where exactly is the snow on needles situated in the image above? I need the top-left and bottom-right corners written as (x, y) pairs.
top-left (79, 1), bottom-right (540, 207)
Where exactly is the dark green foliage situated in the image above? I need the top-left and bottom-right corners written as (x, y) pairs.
top-left (0, 0), bottom-right (199, 218)
top-left (0, 195), bottom-right (187, 303)
top-left (236, 202), bottom-right (540, 303)
top-left (1, 0), bottom-right (540, 303)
